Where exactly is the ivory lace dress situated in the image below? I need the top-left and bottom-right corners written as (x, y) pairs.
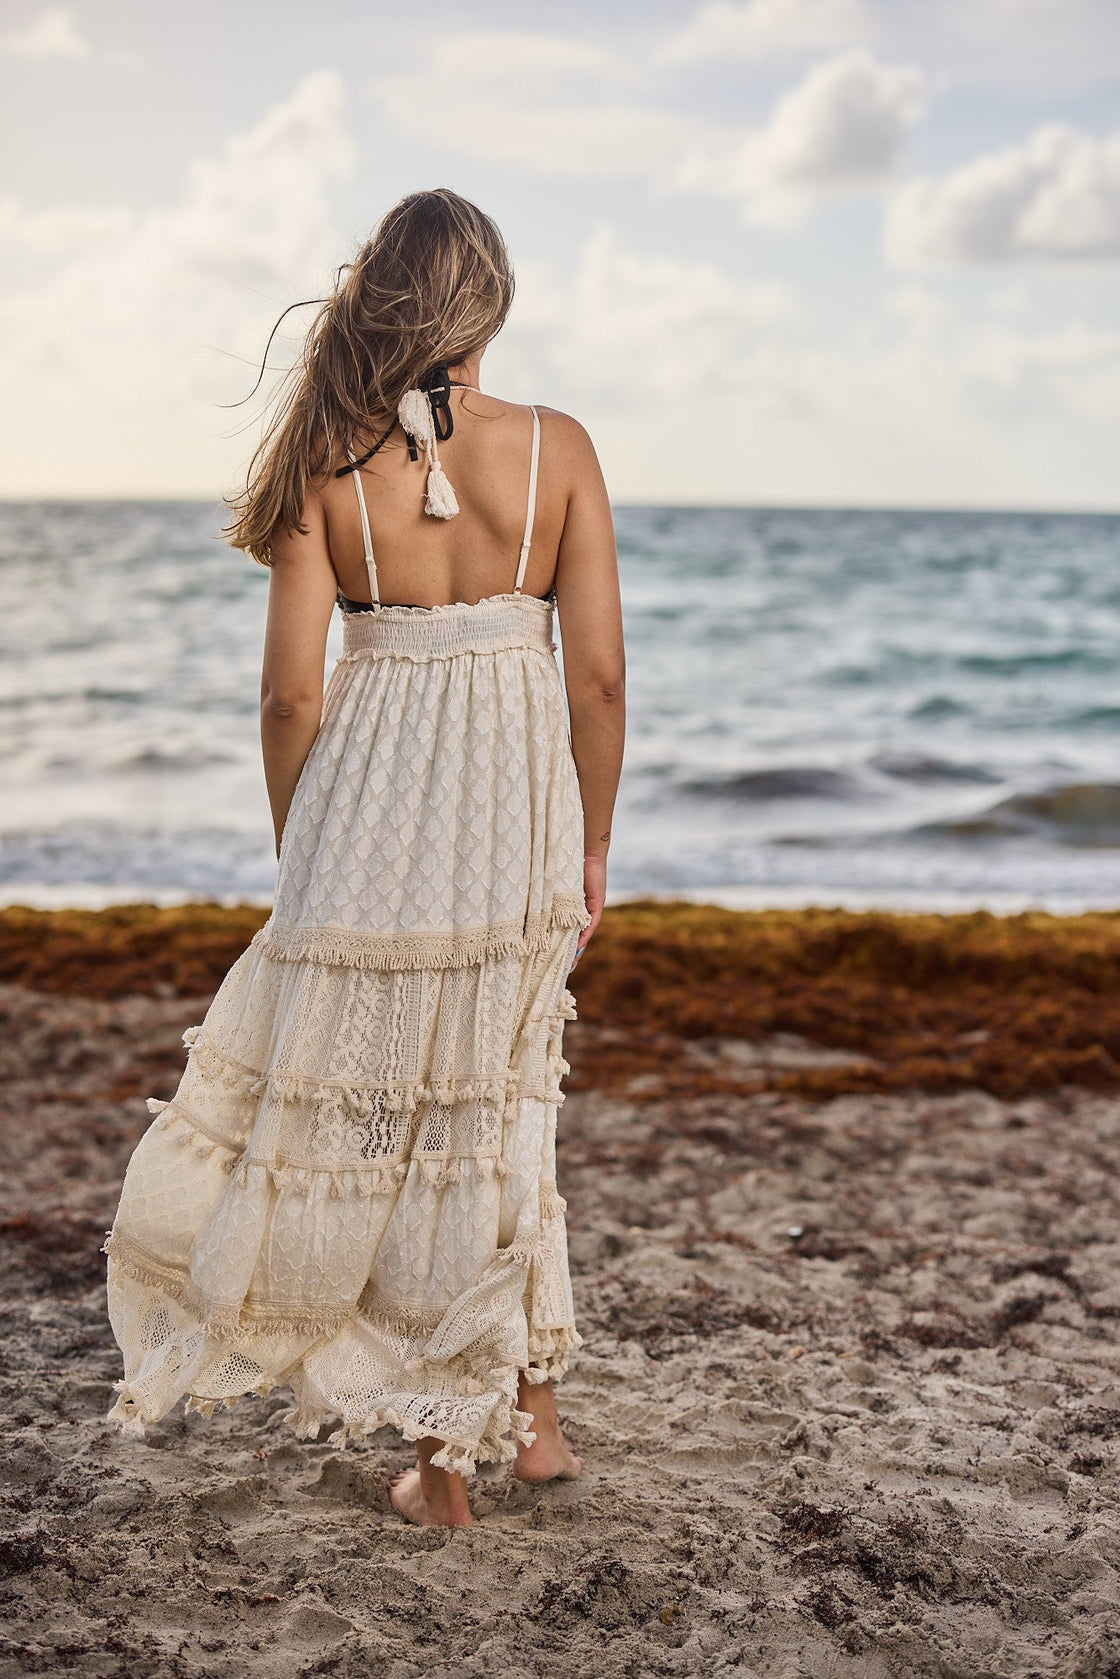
top-left (103, 404), bottom-right (590, 1475)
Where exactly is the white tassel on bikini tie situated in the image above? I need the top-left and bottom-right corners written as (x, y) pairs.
top-left (398, 378), bottom-right (460, 520)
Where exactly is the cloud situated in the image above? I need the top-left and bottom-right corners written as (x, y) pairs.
top-left (0, 71), bottom-right (353, 495)
top-left (674, 48), bottom-right (925, 218)
top-left (371, 41), bottom-right (925, 221)
top-left (886, 123), bottom-right (1120, 266)
top-left (370, 34), bottom-right (690, 181)
top-left (0, 6), bottom-right (89, 58)
top-left (659, 0), bottom-right (871, 64)
top-left (491, 231), bottom-right (1120, 508)
top-left (905, 0), bottom-right (1120, 96)
top-left (491, 227), bottom-right (794, 403)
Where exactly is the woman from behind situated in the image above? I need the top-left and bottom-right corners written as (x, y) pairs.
top-left (102, 188), bottom-right (626, 1528)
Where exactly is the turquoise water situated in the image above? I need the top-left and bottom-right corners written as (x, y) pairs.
top-left (2, 501), bottom-right (1118, 910)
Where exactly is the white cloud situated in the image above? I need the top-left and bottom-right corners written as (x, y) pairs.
top-left (492, 230), bottom-right (1120, 508)
top-left (757, 50), bottom-right (924, 185)
top-left (886, 123), bottom-right (1120, 266)
top-left (674, 48), bottom-right (925, 218)
top-left (491, 227), bottom-right (793, 402)
top-left (660, 0), bottom-right (871, 64)
top-left (902, 0), bottom-right (1120, 95)
top-left (0, 71), bottom-right (353, 496)
top-left (370, 35), bottom-right (689, 181)
top-left (0, 198), bottom-right (132, 251)
top-left (0, 6), bottom-right (89, 58)
top-left (372, 41), bottom-right (925, 222)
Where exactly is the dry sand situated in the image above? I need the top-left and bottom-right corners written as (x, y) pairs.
top-left (2, 980), bottom-right (1120, 1677)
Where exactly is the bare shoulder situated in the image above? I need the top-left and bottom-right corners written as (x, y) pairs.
top-left (534, 405), bottom-right (596, 450)
top-left (532, 407), bottom-right (603, 490)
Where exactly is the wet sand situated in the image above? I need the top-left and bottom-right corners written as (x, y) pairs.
top-left (1, 905), bottom-right (1119, 1677)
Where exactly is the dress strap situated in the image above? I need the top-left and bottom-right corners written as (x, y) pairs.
top-left (513, 405), bottom-right (541, 595)
top-left (347, 451), bottom-right (380, 607)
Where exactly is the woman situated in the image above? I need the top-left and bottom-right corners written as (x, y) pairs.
top-left (101, 188), bottom-right (625, 1528)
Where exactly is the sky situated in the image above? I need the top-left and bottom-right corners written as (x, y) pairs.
top-left (1, 0), bottom-right (1119, 508)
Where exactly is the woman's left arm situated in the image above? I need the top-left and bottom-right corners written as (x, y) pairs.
top-left (260, 488), bottom-right (337, 857)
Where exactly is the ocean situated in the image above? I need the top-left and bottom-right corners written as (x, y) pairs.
top-left (2, 501), bottom-right (1118, 913)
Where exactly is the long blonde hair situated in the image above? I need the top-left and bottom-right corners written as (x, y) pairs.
top-left (225, 188), bottom-right (515, 564)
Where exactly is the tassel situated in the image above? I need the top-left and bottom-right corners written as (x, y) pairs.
top-left (424, 463), bottom-right (459, 519)
top-left (397, 387), bottom-right (434, 447)
top-left (398, 383), bottom-right (460, 521)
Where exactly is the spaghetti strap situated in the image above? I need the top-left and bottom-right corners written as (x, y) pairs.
top-left (513, 405), bottom-right (540, 595)
top-left (347, 451), bottom-right (380, 607)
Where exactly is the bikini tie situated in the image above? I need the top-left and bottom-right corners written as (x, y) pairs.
top-left (397, 362), bottom-right (459, 519)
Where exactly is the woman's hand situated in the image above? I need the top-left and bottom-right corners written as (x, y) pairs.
top-left (573, 852), bottom-right (607, 966)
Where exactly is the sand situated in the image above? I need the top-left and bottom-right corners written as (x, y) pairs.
top-left (2, 939), bottom-right (1120, 1676)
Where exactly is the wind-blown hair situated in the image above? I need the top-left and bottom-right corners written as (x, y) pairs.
top-left (225, 188), bottom-right (515, 564)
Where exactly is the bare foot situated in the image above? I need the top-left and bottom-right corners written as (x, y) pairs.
top-left (388, 1440), bottom-right (473, 1527)
top-left (514, 1435), bottom-right (583, 1483)
top-left (513, 1376), bottom-right (584, 1484)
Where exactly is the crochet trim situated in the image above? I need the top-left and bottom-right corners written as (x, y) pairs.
top-left (251, 899), bottom-right (589, 972)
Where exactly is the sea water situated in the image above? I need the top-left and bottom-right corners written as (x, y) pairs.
top-left (1, 501), bottom-right (1118, 912)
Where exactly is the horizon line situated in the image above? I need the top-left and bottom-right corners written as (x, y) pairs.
top-left (1, 495), bottom-right (1119, 519)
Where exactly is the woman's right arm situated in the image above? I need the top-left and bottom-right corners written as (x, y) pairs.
top-left (553, 417), bottom-right (626, 956)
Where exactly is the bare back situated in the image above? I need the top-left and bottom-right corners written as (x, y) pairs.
top-left (321, 391), bottom-right (561, 608)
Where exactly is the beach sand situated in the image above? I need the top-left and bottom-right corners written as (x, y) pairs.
top-left (2, 904), bottom-right (1119, 1677)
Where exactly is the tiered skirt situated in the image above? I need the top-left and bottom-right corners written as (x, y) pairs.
top-left (103, 595), bottom-right (589, 1474)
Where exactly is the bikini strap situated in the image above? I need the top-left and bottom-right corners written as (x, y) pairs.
top-left (513, 405), bottom-right (541, 594)
top-left (347, 450), bottom-right (380, 607)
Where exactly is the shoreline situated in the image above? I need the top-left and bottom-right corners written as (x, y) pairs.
top-left (4, 883), bottom-right (1120, 918)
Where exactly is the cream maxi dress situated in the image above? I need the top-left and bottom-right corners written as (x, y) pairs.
top-left (103, 405), bottom-right (590, 1475)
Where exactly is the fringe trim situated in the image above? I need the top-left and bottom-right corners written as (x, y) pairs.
top-left (530, 988), bottom-right (578, 1026)
top-left (218, 1154), bottom-right (510, 1197)
top-left (281, 1397), bottom-right (540, 1477)
top-left (102, 1228), bottom-right (355, 1342)
top-left (105, 1385), bottom-right (149, 1438)
top-left (182, 1034), bottom-right (258, 1090)
top-left (136, 1110), bottom-right (525, 1196)
top-left (103, 1221), bottom-right (570, 1346)
top-left (178, 1031), bottom-right (571, 1118)
top-left (105, 1374), bottom-right (549, 1468)
top-left (261, 1069), bottom-right (521, 1113)
top-left (539, 1184), bottom-right (568, 1222)
top-left (526, 1325), bottom-right (583, 1382)
top-left (104, 1244), bottom-right (581, 1469)
top-left (355, 1281), bottom-right (447, 1338)
top-left (250, 897), bottom-right (589, 973)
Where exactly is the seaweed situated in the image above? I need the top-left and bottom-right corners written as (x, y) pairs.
top-left (568, 902), bottom-right (1120, 1100)
top-left (0, 902), bottom-right (268, 1000)
top-left (5, 899), bottom-right (1120, 1098)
